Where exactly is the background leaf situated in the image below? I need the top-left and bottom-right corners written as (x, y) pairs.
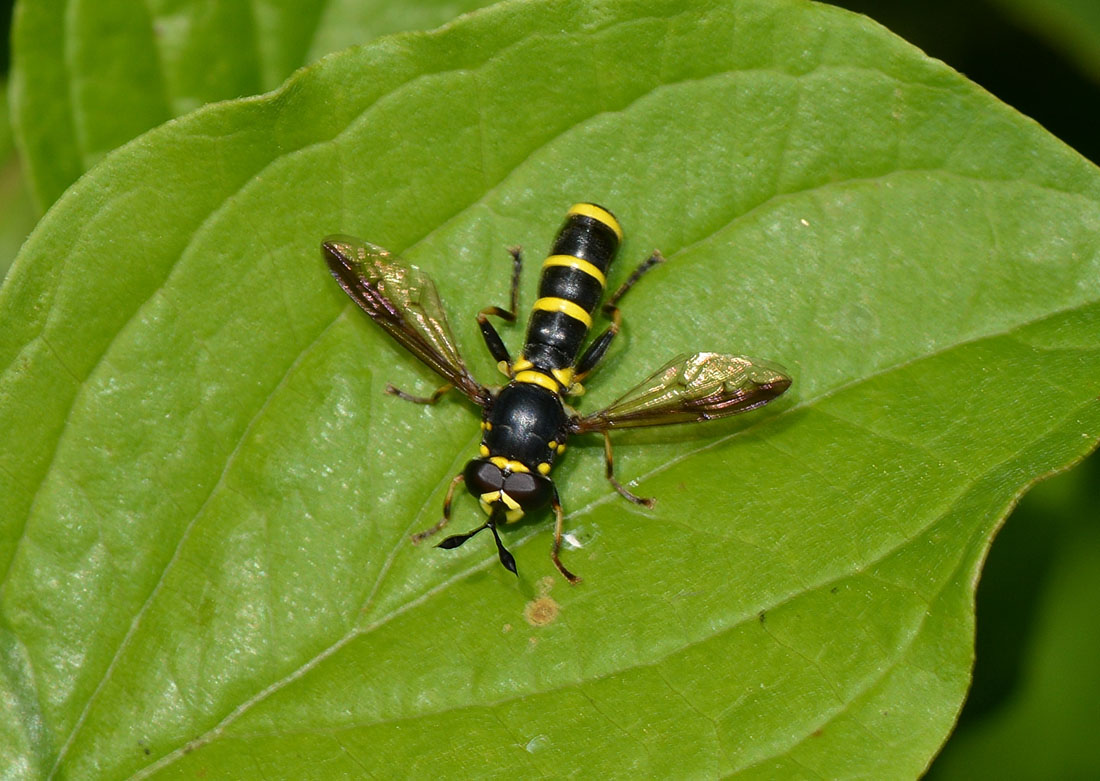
top-left (8, 0), bottom-right (499, 211)
top-left (989, 0), bottom-right (1100, 83)
top-left (928, 457), bottom-right (1100, 778)
top-left (2, 0), bottom-right (1099, 778)
top-left (0, 79), bottom-right (36, 281)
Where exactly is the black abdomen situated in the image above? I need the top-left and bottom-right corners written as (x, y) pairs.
top-left (522, 203), bottom-right (622, 372)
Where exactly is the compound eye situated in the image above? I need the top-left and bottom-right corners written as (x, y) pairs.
top-left (464, 459), bottom-right (504, 493)
top-left (503, 471), bottom-right (553, 509)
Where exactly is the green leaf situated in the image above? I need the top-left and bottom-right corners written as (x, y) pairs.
top-left (0, 81), bottom-right (38, 283)
top-left (2, 0), bottom-right (1099, 777)
top-left (928, 458), bottom-right (1100, 778)
top-left (9, 0), bottom-right (499, 211)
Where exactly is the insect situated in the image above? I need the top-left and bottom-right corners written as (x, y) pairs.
top-left (323, 203), bottom-right (791, 583)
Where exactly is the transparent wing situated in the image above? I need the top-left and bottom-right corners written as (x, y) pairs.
top-left (572, 352), bottom-right (791, 432)
top-left (323, 235), bottom-right (489, 405)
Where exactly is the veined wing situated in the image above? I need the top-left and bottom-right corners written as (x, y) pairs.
top-left (323, 235), bottom-right (489, 405)
top-left (572, 352), bottom-right (791, 432)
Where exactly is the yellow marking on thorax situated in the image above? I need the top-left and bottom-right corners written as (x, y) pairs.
top-left (490, 456), bottom-right (529, 474)
top-left (551, 367), bottom-right (575, 389)
top-left (542, 254), bottom-right (606, 287)
top-left (568, 203), bottom-right (623, 241)
top-left (514, 370), bottom-right (562, 394)
top-left (512, 356), bottom-right (534, 373)
top-left (532, 297), bottom-right (592, 328)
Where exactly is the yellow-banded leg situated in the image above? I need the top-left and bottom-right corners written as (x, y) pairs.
top-left (550, 488), bottom-right (581, 584)
top-left (385, 382), bottom-right (454, 405)
top-left (603, 430), bottom-right (655, 508)
top-left (411, 472), bottom-right (465, 543)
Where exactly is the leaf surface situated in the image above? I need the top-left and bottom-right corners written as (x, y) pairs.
top-left (2, 0), bottom-right (1099, 778)
top-left (9, 0), bottom-right (498, 210)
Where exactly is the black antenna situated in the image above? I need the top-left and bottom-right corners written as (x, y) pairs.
top-left (487, 519), bottom-right (517, 575)
top-left (436, 526), bottom-right (486, 549)
top-left (437, 504), bottom-right (518, 576)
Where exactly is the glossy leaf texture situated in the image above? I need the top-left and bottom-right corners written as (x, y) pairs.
top-left (9, 0), bottom-right (499, 211)
top-left (2, 0), bottom-right (1099, 777)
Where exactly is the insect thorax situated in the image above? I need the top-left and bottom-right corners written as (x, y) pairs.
top-left (481, 383), bottom-right (568, 473)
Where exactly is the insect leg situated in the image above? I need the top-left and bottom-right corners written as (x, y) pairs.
top-left (477, 247), bottom-right (523, 367)
top-left (602, 430), bottom-right (655, 508)
top-left (385, 382), bottom-right (454, 405)
top-left (550, 486), bottom-right (582, 584)
top-left (575, 251), bottom-right (666, 380)
top-left (411, 472), bottom-right (465, 543)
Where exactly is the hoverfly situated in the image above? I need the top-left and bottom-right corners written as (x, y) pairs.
top-left (323, 203), bottom-right (790, 583)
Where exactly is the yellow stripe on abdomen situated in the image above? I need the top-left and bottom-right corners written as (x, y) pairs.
top-left (541, 254), bottom-right (607, 287)
top-left (532, 296), bottom-right (593, 328)
top-left (567, 203), bottom-right (623, 241)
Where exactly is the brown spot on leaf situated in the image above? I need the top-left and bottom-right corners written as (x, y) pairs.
top-left (524, 596), bottom-right (560, 627)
